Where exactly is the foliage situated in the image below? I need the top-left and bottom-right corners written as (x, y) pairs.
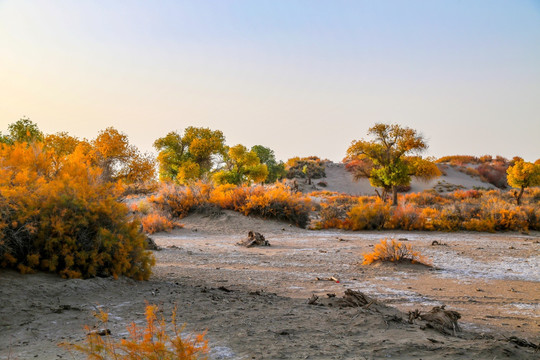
top-left (251, 145), bottom-right (287, 183)
top-left (362, 239), bottom-right (430, 266)
top-left (1, 120), bottom-right (155, 193)
top-left (91, 127), bottom-right (155, 185)
top-left (63, 304), bottom-right (208, 359)
top-left (436, 155), bottom-right (481, 166)
top-left (141, 213), bottom-right (180, 234)
top-left (312, 188), bottom-right (540, 232)
top-left (151, 182), bottom-right (312, 228)
top-left (0, 142), bottom-right (155, 279)
top-left (286, 156), bottom-right (326, 184)
top-left (345, 123), bottom-right (440, 205)
top-left (213, 144), bottom-right (268, 185)
top-left (345, 200), bottom-right (391, 230)
top-left (236, 184), bottom-right (311, 227)
top-left (6, 118), bottom-right (44, 143)
top-left (154, 127), bottom-right (226, 184)
top-left (506, 160), bottom-right (540, 205)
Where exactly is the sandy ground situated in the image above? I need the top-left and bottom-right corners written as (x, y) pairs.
top-left (1, 211), bottom-right (539, 360)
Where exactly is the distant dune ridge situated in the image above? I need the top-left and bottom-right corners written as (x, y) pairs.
top-left (297, 162), bottom-right (497, 195)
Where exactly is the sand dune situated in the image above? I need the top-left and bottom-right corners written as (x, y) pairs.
top-left (300, 163), bottom-right (496, 195)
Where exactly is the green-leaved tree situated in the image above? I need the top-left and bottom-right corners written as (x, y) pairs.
top-left (346, 123), bottom-right (441, 205)
top-left (153, 127), bottom-right (226, 184)
top-left (251, 145), bottom-right (286, 183)
top-left (213, 144), bottom-right (268, 185)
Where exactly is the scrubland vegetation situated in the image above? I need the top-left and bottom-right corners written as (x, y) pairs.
top-left (0, 120), bottom-right (155, 279)
top-left (313, 188), bottom-right (540, 232)
top-left (148, 182), bottom-right (312, 228)
top-left (1, 118), bottom-right (539, 281)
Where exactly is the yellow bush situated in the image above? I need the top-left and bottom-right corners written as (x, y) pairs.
top-left (153, 182), bottom-right (312, 228)
top-left (141, 213), bottom-right (180, 234)
top-left (345, 200), bottom-right (391, 230)
top-left (0, 142), bottom-right (154, 280)
top-left (362, 239), bottom-right (430, 266)
top-left (63, 304), bottom-right (208, 359)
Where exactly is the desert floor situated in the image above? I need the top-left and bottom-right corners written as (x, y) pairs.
top-left (1, 210), bottom-right (539, 360)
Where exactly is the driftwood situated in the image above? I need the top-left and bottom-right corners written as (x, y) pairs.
top-left (308, 290), bottom-right (375, 308)
top-left (409, 305), bottom-right (461, 335)
top-left (237, 231), bottom-right (270, 247)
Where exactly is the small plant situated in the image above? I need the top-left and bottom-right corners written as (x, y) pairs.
top-left (141, 213), bottom-right (180, 234)
top-left (63, 304), bottom-right (208, 359)
top-left (362, 239), bottom-right (431, 266)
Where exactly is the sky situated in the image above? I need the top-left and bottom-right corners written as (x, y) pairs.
top-left (1, 1), bottom-right (539, 162)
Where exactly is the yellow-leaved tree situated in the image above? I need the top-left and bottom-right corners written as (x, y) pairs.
top-left (506, 159), bottom-right (540, 205)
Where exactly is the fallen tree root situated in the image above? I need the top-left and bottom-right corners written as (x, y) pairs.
top-left (409, 305), bottom-right (462, 336)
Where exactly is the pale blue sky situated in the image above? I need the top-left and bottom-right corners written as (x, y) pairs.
top-left (1, 1), bottom-right (539, 161)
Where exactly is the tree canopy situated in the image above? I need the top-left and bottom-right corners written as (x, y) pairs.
top-left (1, 119), bottom-right (154, 191)
top-left (345, 123), bottom-right (440, 205)
top-left (506, 160), bottom-right (540, 205)
top-left (213, 144), bottom-right (268, 185)
top-left (153, 127), bottom-right (226, 184)
top-left (251, 145), bottom-right (286, 183)
top-left (1, 118), bottom-right (44, 144)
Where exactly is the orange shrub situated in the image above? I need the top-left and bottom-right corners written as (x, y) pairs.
top-left (152, 182), bottom-right (312, 228)
top-left (436, 155), bottom-right (479, 166)
top-left (0, 142), bottom-right (154, 280)
top-left (63, 304), bottom-right (208, 359)
top-left (362, 239), bottom-right (430, 266)
top-left (450, 189), bottom-right (482, 201)
top-left (141, 213), bottom-right (180, 234)
top-left (344, 200), bottom-right (391, 230)
top-left (388, 204), bottom-right (425, 231)
top-left (404, 191), bottom-right (449, 206)
top-left (209, 184), bottom-right (249, 210)
top-left (236, 184), bottom-right (312, 228)
top-left (150, 182), bottom-right (210, 218)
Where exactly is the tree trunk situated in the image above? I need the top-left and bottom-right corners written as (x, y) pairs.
top-left (516, 186), bottom-right (524, 206)
top-left (392, 186), bottom-right (398, 206)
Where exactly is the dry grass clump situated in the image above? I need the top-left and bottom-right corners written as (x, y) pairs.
top-left (362, 239), bottom-right (431, 266)
top-left (63, 304), bottom-right (208, 359)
